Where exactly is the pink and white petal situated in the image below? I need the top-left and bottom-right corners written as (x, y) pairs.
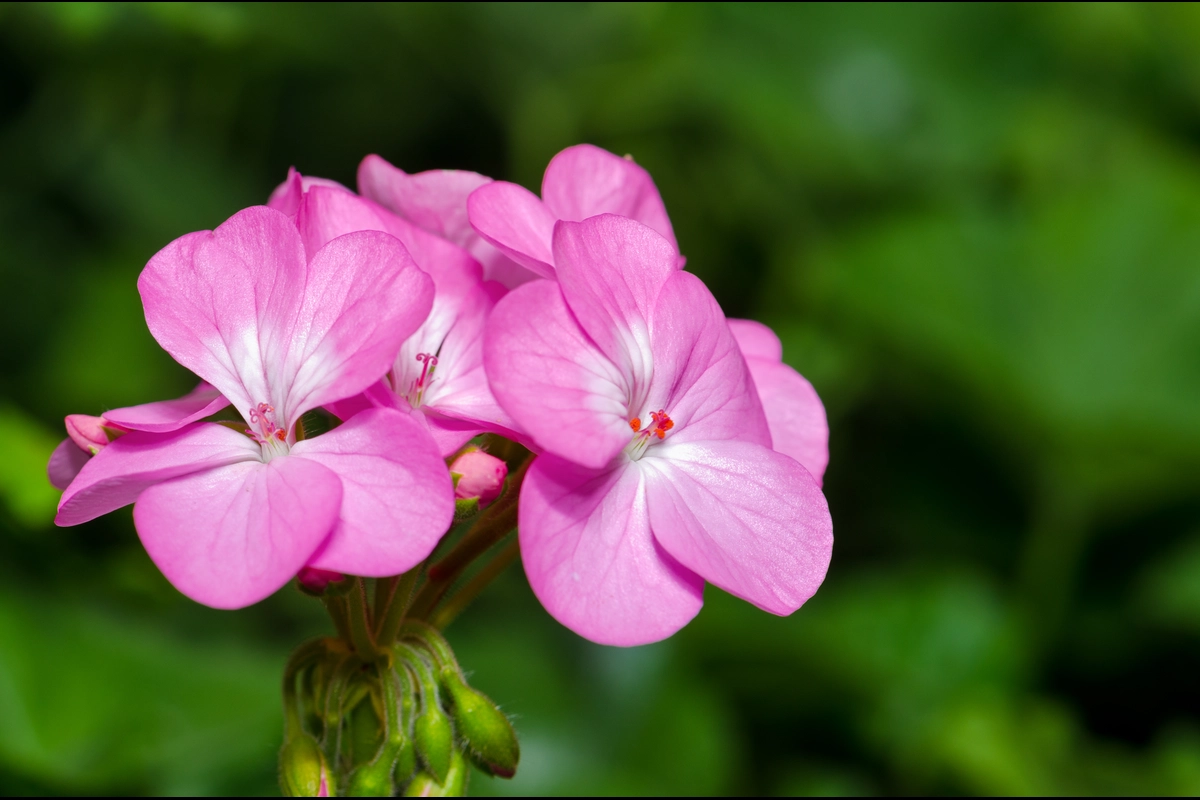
top-left (552, 215), bottom-right (675, 392)
top-left (134, 455), bottom-right (342, 609)
top-left (55, 423), bottom-right (261, 526)
top-left (104, 382), bottom-right (229, 433)
top-left (48, 439), bottom-right (90, 491)
top-left (282, 230), bottom-right (435, 423)
top-left (325, 379), bottom-right (398, 422)
top-left (647, 272), bottom-right (770, 447)
top-left (643, 439), bottom-right (832, 616)
top-left (419, 282), bottom-right (518, 436)
top-left (293, 408), bottom-right (453, 577)
top-left (541, 144), bottom-right (678, 252)
top-left (467, 182), bottom-right (557, 279)
top-left (138, 207), bottom-right (309, 419)
top-left (484, 280), bottom-right (629, 470)
top-left (520, 456), bottom-right (704, 645)
top-left (747, 357), bottom-right (829, 484)
top-left (357, 155), bottom-right (492, 247)
top-left (297, 186), bottom-right (482, 300)
top-left (728, 318), bottom-right (783, 362)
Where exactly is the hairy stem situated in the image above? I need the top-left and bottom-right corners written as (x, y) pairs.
top-left (346, 577), bottom-right (381, 661)
top-left (375, 567), bottom-right (422, 647)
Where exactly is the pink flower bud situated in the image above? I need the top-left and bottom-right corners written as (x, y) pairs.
top-left (65, 414), bottom-right (111, 455)
top-left (297, 567), bottom-right (344, 594)
top-left (449, 450), bottom-right (507, 507)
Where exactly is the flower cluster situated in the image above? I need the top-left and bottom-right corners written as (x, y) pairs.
top-left (50, 142), bottom-right (832, 641)
top-left (48, 144), bottom-right (833, 793)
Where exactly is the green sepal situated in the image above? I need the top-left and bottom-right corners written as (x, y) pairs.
top-left (453, 496), bottom-right (480, 522)
top-left (450, 471), bottom-right (463, 489)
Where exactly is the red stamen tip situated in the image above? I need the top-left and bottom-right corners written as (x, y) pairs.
top-left (629, 418), bottom-right (641, 432)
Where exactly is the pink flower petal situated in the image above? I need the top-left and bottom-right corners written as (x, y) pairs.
top-left (359, 155), bottom-right (536, 289)
top-left (55, 423), bottom-right (261, 526)
top-left (134, 454), bottom-right (342, 609)
top-left (267, 167), bottom-right (304, 215)
top-left (296, 184), bottom-right (483, 296)
top-left (746, 357), bottom-right (829, 485)
top-left (283, 229), bottom-right (435, 423)
top-left (324, 379), bottom-right (397, 422)
top-left (519, 456), bottom-right (703, 645)
top-left (467, 181), bottom-right (557, 279)
top-left (140, 206), bottom-right (433, 428)
top-left (405, 281), bottom-right (518, 438)
top-left (422, 413), bottom-right (484, 458)
top-left (293, 408), bottom-right (453, 577)
top-left (551, 215), bottom-right (675, 388)
top-left (47, 438), bottom-right (90, 491)
top-left (103, 382), bottom-right (229, 433)
top-left (542, 144), bottom-right (678, 252)
top-left (138, 208), bottom-right (309, 422)
top-left (644, 439), bottom-right (832, 616)
top-left (646, 271), bottom-right (770, 448)
top-left (484, 280), bottom-right (629, 469)
top-left (357, 154), bottom-right (490, 246)
top-left (727, 318), bottom-right (783, 362)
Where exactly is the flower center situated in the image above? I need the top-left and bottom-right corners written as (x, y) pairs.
top-left (247, 402), bottom-right (289, 461)
top-left (403, 353), bottom-right (438, 408)
top-left (625, 409), bottom-right (674, 460)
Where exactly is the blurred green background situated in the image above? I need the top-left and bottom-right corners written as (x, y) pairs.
top-left (2, 2), bottom-right (1200, 794)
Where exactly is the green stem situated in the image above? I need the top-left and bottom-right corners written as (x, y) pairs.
top-left (375, 567), bottom-right (422, 647)
top-left (430, 536), bottom-right (520, 630)
top-left (322, 593), bottom-right (353, 643)
top-left (373, 575), bottom-right (397, 625)
top-left (347, 577), bottom-right (381, 661)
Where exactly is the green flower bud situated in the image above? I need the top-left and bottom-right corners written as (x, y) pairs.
top-left (402, 749), bottom-right (469, 797)
top-left (279, 733), bottom-right (334, 797)
top-left (440, 667), bottom-right (519, 778)
top-left (415, 697), bottom-right (455, 784)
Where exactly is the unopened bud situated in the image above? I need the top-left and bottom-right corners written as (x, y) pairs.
top-left (402, 749), bottom-right (469, 797)
top-left (415, 699), bottom-right (454, 785)
top-left (65, 414), bottom-right (118, 455)
top-left (441, 668), bottom-right (519, 778)
top-left (297, 567), bottom-right (345, 596)
top-left (448, 450), bottom-right (507, 508)
top-left (279, 733), bottom-right (334, 797)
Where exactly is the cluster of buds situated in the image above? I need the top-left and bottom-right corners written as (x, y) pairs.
top-left (279, 620), bottom-right (518, 797)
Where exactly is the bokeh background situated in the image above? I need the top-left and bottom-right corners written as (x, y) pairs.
top-left (3, 2), bottom-right (1200, 794)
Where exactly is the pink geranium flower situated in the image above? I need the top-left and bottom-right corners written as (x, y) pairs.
top-left (55, 206), bottom-right (454, 609)
top-left (357, 155), bottom-right (534, 289)
top-left (48, 382), bottom-right (229, 489)
top-left (484, 215), bottom-right (832, 645)
top-left (728, 320), bottom-right (830, 485)
top-left (467, 144), bottom-right (679, 279)
top-left (269, 169), bottom-right (521, 457)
